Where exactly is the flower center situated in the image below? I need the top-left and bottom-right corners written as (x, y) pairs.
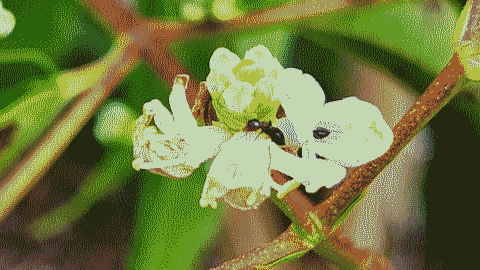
top-left (232, 59), bottom-right (265, 86)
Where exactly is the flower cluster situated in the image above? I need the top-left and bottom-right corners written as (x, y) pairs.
top-left (132, 45), bottom-right (393, 210)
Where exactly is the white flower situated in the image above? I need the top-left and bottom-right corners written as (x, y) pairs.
top-left (132, 75), bottom-right (230, 178)
top-left (199, 132), bottom-right (276, 210)
top-left (133, 45), bottom-right (393, 211)
top-left (199, 46), bottom-right (347, 209)
top-left (206, 45), bottom-right (283, 132)
top-left (199, 130), bottom-right (347, 210)
top-left (274, 68), bottom-right (394, 168)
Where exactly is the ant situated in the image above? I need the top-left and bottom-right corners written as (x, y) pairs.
top-left (243, 119), bottom-right (328, 159)
top-left (243, 119), bottom-right (285, 146)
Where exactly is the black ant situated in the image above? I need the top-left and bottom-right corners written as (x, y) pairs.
top-left (244, 119), bottom-right (329, 159)
top-left (243, 119), bottom-right (285, 146)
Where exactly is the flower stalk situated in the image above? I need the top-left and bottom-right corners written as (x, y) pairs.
top-left (316, 52), bottom-right (467, 229)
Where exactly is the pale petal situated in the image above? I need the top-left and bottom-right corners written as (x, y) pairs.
top-left (235, 133), bottom-right (272, 189)
top-left (243, 45), bottom-right (283, 76)
top-left (301, 73), bottom-right (326, 108)
top-left (210, 47), bottom-right (241, 71)
top-left (205, 132), bottom-right (244, 189)
top-left (272, 117), bottom-right (301, 147)
top-left (137, 154), bottom-right (185, 168)
top-left (279, 69), bottom-right (326, 110)
top-left (269, 145), bottom-right (346, 190)
top-left (200, 179), bottom-right (227, 209)
top-left (149, 167), bottom-right (193, 179)
top-left (305, 97), bottom-right (393, 167)
top-left (146, 165), bottom-right (194, 179)
top-left (169, 76), bottom-right (197, 132)
top-left (267, 67), bottom-right (285, 101)
top-left (222, 81), bottom-right (254, 113)
top-left (243, 45), bottom-right (274, 64)
top-left (276, 68), bottom-right (326, 144)
top-left (182, 126), bottom-right (231, 168)
top-left (207, 132), bottom-right (269, 190)
top-left (276, 68), bottom-right (326, 107)
top-left (206, 69), bottom-right (235, 94)
top-left (142, 99), bottom-right (174, 133)
top-left (233, 59), bottom-right (266, 87)
top-left (147, 133), bottom-right (183, 160)
top-left (253, 66), bottom-right (286, 102)
top-left (253, 76), bottom-right (276, 100)
top-left (202, 132), bottom-right (275, 210)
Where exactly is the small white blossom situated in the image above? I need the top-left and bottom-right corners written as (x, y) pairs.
top-left (132, 75), bottom-right (230, 178)
top-left (199, 132), bottom-right (278, 210)
top-left (274, 68), bottom-right (394, 168)
top-left (133, 45), bottom-right (394, 211)
top-left (199, 46), bottom-right (347, 209)
top-left (206, 45), bottom-right (283, 117)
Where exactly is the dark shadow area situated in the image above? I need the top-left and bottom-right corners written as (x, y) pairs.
top-left (0, 123), bottom-right (16, 152)
top-left (423, 92), bottom-right (480, 269)
top-left (55, 44), bottom-right (98, 71)
top-left (0, 64), bottom-right (46, 91)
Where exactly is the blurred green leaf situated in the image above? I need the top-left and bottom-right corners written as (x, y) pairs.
top-left (0, 73), bottom-right (66, 177)
top-left (28, 143), bottom-right (134, 241)
top-left (1, 0), bottom-right (113, 71)
top-left (307, 0), bottom-right (459, 74)
top-left (127, 165), bottom-right (224, 270)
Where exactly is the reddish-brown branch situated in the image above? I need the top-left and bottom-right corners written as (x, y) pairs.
top-left (82, 0), bottom-right (142, 33)
top-left (315, 228), bottom-right (394, 269)
top-left (270, 170), bottom-right (316, 234)
top-left (315, 52), bottom-right (466, 230)
top-left (139, 36), bottom-right (201, 108)
top-left (209, 216), bottom-right (393, 269)
top-left (205, 50), bottom-right (466, 267)
top-left (226, 0), bottom-right (349, 30)
top-left (212, 226), bottom-right (312, 270)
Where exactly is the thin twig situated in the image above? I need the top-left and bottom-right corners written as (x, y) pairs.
top-left (81, 0), bottom-right (142, 33)
top-left (226, 0), bottom-right (350, 29)
top-left (81, 0), bottom-right (199, 106)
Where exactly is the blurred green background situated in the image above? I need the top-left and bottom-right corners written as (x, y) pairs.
top-left (0, 0), bottom-right (479, 269)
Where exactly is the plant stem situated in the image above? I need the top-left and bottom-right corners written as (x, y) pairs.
top-left (211, 226), bottom-right (312, 270)
top-left (315, 52), bottom-right (467, 230)
top-left (205, 51), bottom-right (466, 270)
